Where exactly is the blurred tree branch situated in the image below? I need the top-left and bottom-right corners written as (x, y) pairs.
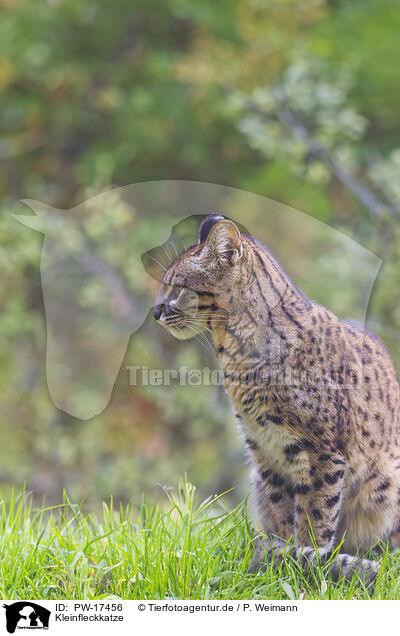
top-left (272, 86), bottom-right (400, 220)
top-left (243, 86), bottom-right (400, 220)
top-left (71, 243), bottom-right (141, 328)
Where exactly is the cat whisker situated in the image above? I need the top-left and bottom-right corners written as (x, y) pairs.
top-left (162, 244), bottom-right (174, 264)
top-left (147, 255), bottom-right (167, 272)
top-left (181, 319), bottom-right (215, 338)
top-left (182, 324), bottom-right (218, 362)
top-left (167, 240), bottom-right (179, 259)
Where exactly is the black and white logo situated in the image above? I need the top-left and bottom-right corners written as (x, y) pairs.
top-left (2, 603), bottom-right (50, 633)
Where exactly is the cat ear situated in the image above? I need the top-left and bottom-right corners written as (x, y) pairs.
top-left (206, 220), bottom-right (242, 265)
top-left (197, 213), bottom-right (225, 243)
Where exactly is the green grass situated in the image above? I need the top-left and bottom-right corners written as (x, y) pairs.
top-left (0, 479), bottom-right (400, 600)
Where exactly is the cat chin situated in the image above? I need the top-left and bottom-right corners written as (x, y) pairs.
top-left (167, 325), bottom-right (201, 340)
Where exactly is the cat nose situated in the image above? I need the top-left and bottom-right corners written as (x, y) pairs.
top-left (153, 303), bottom-right (164, 320)
top-left (164, 302), bottom-right (177, 317)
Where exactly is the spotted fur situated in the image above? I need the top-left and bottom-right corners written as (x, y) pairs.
top-left (154, 215), bottom-right (400, 583)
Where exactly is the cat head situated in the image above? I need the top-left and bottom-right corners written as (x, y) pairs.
top-left (153, 214), bottom-right (245, 340)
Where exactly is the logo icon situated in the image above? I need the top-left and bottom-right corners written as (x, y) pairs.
top-left (3, 603), bottom-right (51, 633)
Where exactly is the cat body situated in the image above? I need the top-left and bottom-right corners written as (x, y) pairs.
top-left (154, 215), bottom-right (400, 581)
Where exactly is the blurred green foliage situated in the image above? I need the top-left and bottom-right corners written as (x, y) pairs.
top-left (0, 0), bottom-right (399, 507)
